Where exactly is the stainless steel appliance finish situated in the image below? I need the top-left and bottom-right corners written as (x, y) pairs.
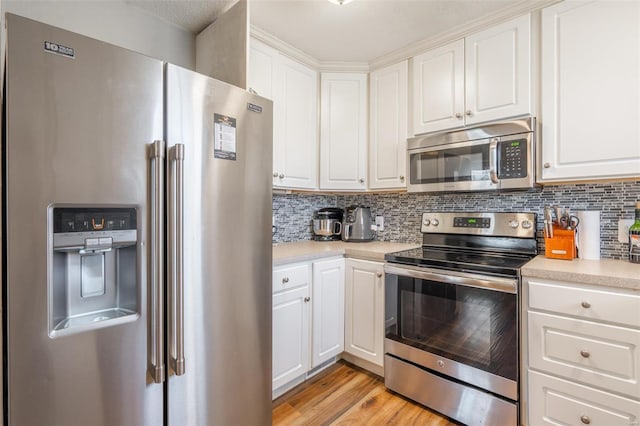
top-left (407, 117), bottom-right (536, 193)
top-left (385, 355), bottom-right (517, 426)
top-left (384, 212), bottom-right (537, 426)
top-left (312, 207), bottom-right (343, 241)
top-left (4, 14), bottom-right (272, 426)
top-left (342, 205), bottom-right (375, 242)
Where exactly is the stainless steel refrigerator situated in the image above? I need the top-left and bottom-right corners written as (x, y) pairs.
top-left (3, 14), bottom-right (272, 425)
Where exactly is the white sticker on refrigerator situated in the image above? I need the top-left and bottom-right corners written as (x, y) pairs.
top-left (213, 113), bottom-right (237, 160)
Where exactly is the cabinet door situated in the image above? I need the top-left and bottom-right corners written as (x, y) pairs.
top-left (248, 38), bottom-right (279, 186)
top-left (344, 259), bottom-right (384, 366)
top-left (540, 1), bottom-right (640, 181)
top-left (277, 56), bottom-right (318, 189)
top-left (311, 258), bottom-right (345, 368)
top-left (272, 285), bottom-right (310, 390)
top-left (320, 72), bottom-right (368, 190)
top-left (465, 14), bottom-right (531, 125)
top-left (369, 61), bottom-right (408, 189)
top-left (412, 39), bottom-right (464, 135)
top-left (528, 370), bottom-right (640, 426)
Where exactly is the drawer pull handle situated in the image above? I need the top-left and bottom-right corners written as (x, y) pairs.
top-left (580, 415), bottom-right (591, 424)
top-left (581, 301), bottom-right (591, 308)
top-left (304, 297), bottom-right (311, 303)
top-left (580, 350), bottom-right (591, 358)
top-left (282, 277), bottom-right (289, 284)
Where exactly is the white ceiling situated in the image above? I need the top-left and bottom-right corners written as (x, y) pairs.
top-left (129, 0), bottom-right (538, 63)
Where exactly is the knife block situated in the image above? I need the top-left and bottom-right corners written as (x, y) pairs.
top-left (544, 227), bottom-right (577, 260)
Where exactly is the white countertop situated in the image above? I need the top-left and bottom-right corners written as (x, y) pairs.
top-left (522, 255), bottom-right (640, 291)
top-left (272, 240), bottom-right (420, 266)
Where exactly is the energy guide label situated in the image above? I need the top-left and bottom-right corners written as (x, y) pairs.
top-left (213, 113), bottom-right (237, 160)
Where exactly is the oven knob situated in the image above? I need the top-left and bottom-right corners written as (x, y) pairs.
top-left (431, 219), bottom-right (439, 227)
top-left (521, 220), bottom-right (533, 229)
top-left (422, 218), bottom-right (431, 226)
top-left (509, 220), bottom-right (519, 229)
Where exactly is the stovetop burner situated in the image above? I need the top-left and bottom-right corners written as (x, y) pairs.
top-left (385, 212), bottom-right (538, 278)
top-left (385, 246), bottom-right (534, 278)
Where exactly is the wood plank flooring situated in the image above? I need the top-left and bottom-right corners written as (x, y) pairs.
top-left (273, 361), bottom-right (460, 425)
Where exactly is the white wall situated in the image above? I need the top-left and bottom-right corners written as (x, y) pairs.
top-left (0, 0), bottom-right (196, 68)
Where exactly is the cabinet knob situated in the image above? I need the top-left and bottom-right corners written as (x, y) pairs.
top-left (455, 112), bottom-right (463, 119)
top-left (465, 110), bottom-right (473, 117)
top-left (279, 173), bottom-right (285, 179)
top-left (437, 360), bottom-right (445, 368)
top-left (282, 277), bottom-right (289, 284)
top-left (273, 172), bottom-right (279, 178)
top-left (543, 163), bottom-right (551, 169)
top-left (580, 415), bottom-right (591, 424)
top-left (376, 272), bottom-right (383, 278)
top-left (580, 350), bottom-right (590, 358)
top-left (304, 297), bottom-right (311, 303)
top-left (399, 175), bottom-right (405, 181)
top-left (359, 178), bottom-right (365, 184)
top-left (581, 301), bottom-right (591, 309)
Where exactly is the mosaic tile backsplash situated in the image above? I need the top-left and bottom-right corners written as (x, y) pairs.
top-left (273, 180), bottom-right (640, 260)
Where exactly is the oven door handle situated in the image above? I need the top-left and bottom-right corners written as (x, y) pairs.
top-left (383, 264), bottom-right (517, 294)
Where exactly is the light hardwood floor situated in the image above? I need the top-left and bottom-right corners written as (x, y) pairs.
top-left (272, 361), bottom-right (460, 425)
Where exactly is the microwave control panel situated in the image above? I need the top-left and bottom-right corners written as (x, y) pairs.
top-left (498, 140), bottom-right (527, 179)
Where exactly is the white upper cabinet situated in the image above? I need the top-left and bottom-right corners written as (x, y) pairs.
top-left (320, 72), bottom-right (368, 190)
top-left (540, 1), bottom-right (640, 182)
top-left (412, 15), bottom-right (531, 135)
top-left (465, 14), bottom-right (531, 125)
top-left (369, 61), bottom-right (409, 189)
top-left (412, 40), bottom-right (465, 135)
top-left (249, 38), bottom-right (318, 189)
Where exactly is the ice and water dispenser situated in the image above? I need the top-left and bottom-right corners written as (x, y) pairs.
top-left (49, 207), bottom-right (139, 337)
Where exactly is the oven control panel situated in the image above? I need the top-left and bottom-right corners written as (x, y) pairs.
top-left (421, 212), bottom-right (536, 238)
top-left (453, 217), bottom-right (491, 229)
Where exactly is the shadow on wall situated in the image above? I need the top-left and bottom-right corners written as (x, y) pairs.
top-left (272, 180), bottom-right (640, 260)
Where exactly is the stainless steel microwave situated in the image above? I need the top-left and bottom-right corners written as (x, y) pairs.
top-left (407, 117), bottom-right (536, 193)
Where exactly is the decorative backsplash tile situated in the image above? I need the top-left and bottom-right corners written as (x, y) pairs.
top-left (273, 180), bottom-right (640, 260)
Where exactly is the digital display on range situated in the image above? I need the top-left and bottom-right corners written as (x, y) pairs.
top-left (453, 217), bottom-right (491, 228)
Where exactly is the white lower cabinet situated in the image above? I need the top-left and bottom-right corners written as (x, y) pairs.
top-left (312, 258), bottom-right (345, 368)
top-left (344, 258), bottom-right (384, 367)
top-left (272, 257), bottom-right (345, 392)
top-left (529, 371), bottom-right (640, 426)
top-left (272, 263), bottom-right (311, 390)
top-left (524, 277), bottom-right (640, 426)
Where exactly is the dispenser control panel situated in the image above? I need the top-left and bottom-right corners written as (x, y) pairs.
top-left (54, 208), bottom-right (137, 233)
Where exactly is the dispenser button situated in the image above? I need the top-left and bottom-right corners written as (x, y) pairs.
top-left (99, 237), bottom-right (113, 246)
top-left (85, 238), bottom-right (100, 247)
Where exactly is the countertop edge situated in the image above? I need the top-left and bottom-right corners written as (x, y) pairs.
top-left (522, 256), bottom-right (640, 291)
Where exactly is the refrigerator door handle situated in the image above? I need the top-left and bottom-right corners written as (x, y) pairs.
top-left (169, 143), bottom-right (186, 376)
top-left (149, 140), bottom-right (166, 384)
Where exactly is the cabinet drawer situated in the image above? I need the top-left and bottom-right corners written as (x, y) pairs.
top-left (528, 370), bottom-right (639, 426)
top-left (273, 263), bottom-right (311, 294)
top-left (529, 311), bottom-right (640, 399)
top-left (527, 279), bottom-right (640, 328)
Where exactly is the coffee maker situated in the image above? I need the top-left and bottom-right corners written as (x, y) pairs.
top-left (342, 205), bottom-right (375, 242)
top-left (312, 208), bottom-right (343, 241)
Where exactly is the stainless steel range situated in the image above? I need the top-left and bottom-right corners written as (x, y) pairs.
top-left (384, 212), bottom-right (537, 426)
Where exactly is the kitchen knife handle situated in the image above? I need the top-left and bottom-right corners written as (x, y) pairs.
top-left (170, 144), bottom-right (186, 376)
top-left (149, 140), bottom-right (166, 384)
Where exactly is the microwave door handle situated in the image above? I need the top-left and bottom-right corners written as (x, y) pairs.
top-left (489, 139), bottom-right (499, 184)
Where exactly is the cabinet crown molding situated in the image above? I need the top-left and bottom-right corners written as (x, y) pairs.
top-left (253, 1), bottom-right (559, 72)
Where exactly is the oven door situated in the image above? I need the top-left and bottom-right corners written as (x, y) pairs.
top-left (384, 263), bottom-right (519, 401)
top-left (407, 138), bottom-right (497, 192)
